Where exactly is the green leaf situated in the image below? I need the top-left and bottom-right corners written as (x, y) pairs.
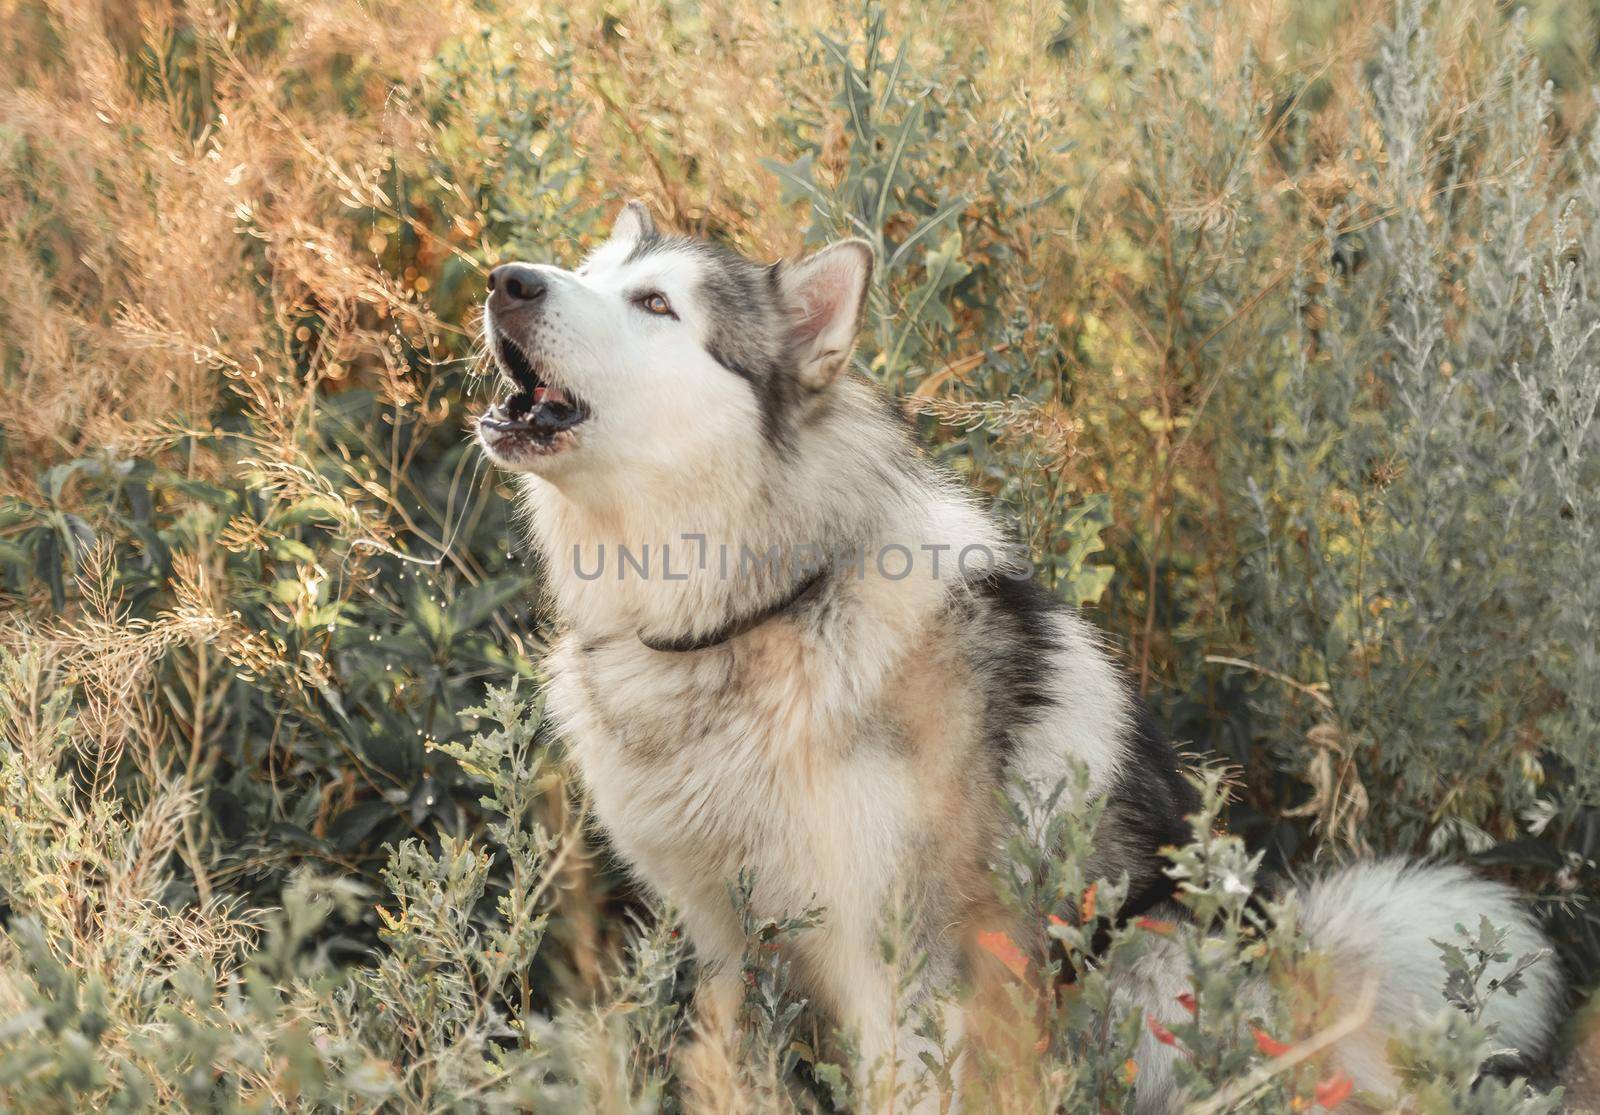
top-left (886, 196), bottom-right (968, 275)
top-left (819, 34), bottom-right (872, 143)
top-left (276, 495), bottom-right (344, 528)
top-left (761, 153), bottom-right (819, 207)
top-left (270, 537), bottom-right (317, 564)
top-left (444, 577), bottom-right (529, 638)
top-left (407, 581), bottom-right (447, 643)
top-left (60, 514), bottom-right (96, 561)
top-left (871, 94), bottom-right (925, 227)
top-left (33, 529), bottom-right (64, 610)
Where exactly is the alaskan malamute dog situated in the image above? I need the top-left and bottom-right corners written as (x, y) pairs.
top-left (475, 202), bottom-right (1562, 1111)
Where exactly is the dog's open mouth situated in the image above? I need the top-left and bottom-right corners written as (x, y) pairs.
top-left (478, 331), bottom-right (589, 453)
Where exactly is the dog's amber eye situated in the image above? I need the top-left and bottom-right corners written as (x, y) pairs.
top-left (638, 292), bottom-right (674, 317)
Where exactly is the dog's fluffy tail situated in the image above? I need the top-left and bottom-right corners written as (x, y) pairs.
top-left (1126, 859), bottom-right (1564, 1112)
top-left (1297, 860), bottom-right (1564, 1094)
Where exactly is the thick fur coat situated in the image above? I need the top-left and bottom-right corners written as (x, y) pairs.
top-left (475, 203), bottom-right (1563, 1112)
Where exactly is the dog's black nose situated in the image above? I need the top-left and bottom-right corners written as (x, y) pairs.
top-left (487, 263), bottom-right (547, 308)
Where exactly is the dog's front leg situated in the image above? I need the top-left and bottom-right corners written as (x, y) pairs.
top-left (694, 964), bottom-right (744, 1041)
top-left (849, 980), bottom-right (964, 1115)
top-left (674, 964), bottom-right (747, 1106)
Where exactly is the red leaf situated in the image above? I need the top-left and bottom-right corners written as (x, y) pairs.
top-left (1315, 1071), bottom-right (1353, 1109)
top-left (1047, 913), bottom-right (1070, 930)
top-left (1175, 991), bottom-right (1198, 1015)
top-left (1082, 882), bottom-right (1099, 923)
top-left (976, 929), bottom-right (1029, 979)
top-left (1251, 1026), bottom-right (1291, 1058)
top-left (1137, 917), bottom-right (1176, 936)
top-left (1146, 1014), bottom-right (1179, 1046)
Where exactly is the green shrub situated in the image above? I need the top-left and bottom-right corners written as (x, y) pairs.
top-left (0, 0), bottom-right (1594, 1109)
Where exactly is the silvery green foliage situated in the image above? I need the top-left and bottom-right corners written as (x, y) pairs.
top-left (513, 912), bottom-right (687, 1113)
top-left (1155, 774), bottom-right (1293, 1108)
top-left (1385, 918), bottom-right (1563, 1114)
top-left (0, 673), bottom-right (1563, 1111)
top-left (976, 769), bottom-right (1564, 1113)
top-left (763, 8), bottom-right (1121, 603)
top-left (975, 771), bottom-right (1285, 1111)
top-left (1226, 0), bottom-right (1600, 848)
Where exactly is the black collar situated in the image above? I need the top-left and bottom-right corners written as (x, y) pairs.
top-left (637, 567), bottom-right (830, 653)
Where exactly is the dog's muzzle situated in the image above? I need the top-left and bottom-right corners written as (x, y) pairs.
top-left (477, 268), bottom-right (591, 457)
top-left (478, 327), bottom-right (588, 439)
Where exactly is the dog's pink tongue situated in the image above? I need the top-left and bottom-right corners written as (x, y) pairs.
top-left (536, 386), bottom-right (571, 407)
top-left (531, 386), bottom-right (549, 406)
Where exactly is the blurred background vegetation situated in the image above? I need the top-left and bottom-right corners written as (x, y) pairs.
top-left (0, 0), bottom-right (1598, 1109)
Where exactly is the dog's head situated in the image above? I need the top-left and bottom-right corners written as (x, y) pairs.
top-left (476, 201), bottom-right (872, 490)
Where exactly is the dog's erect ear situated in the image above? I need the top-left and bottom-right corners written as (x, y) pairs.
top-left (608, 199), bottom-right (656, 247)
top-left (779, 239), bottom-right (874, 391)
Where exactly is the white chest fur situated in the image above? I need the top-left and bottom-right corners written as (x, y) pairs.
top-left (545, 623), bottom-right (915, 1001)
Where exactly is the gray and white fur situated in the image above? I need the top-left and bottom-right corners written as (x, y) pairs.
top-left (475, 202), bottom-right (1563, 1111)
